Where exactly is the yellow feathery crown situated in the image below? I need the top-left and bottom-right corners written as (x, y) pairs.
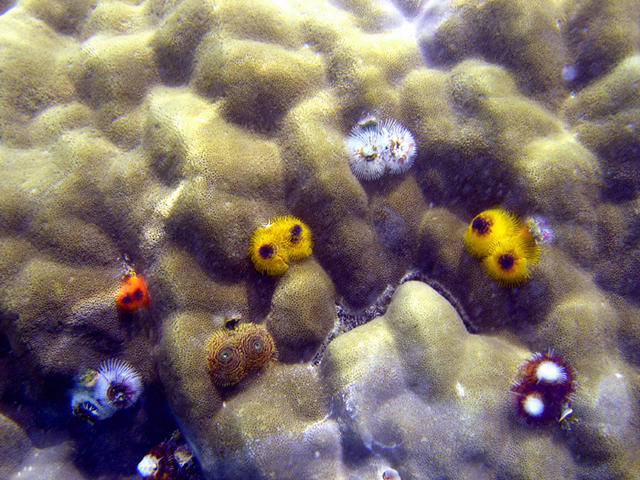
top-left (248, 227), bottom-right (289, 276)
top-left (248, 216), bottom-right (313, 275)
top-left (270, 216), bottom-right (313, 260)
top-left (482, 234), bottom-right (533, 286)
top-left (464, 208), bottom-right (543, 287)
top-left (463, 208), bottom-right (520, 258)
top-left (514, 224), bottom-right (540, 265)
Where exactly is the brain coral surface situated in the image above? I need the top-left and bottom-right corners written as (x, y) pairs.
top-left (1, 0), bottom-right (640, 479)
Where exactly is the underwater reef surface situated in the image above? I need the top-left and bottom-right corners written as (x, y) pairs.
top-left (0, 0), bottom-right (639, 478)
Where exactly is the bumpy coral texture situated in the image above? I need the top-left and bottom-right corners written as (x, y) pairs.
top-left (0, 0), bottom-right (639, 479)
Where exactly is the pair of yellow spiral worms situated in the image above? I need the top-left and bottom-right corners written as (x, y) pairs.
top-left (248, 216), bottom-right (313, 275)
top-left (463, 208), bottom-right (540, 286)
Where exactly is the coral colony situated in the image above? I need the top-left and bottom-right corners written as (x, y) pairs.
top-left (346, 114), bottom-right (416, 180)
top-left (511, 350), bottom-right (575, 425)
top-left (1, 0), bottom-right (637, 474)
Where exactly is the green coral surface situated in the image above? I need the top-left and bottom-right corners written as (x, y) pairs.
top-left (0, 0), bottom-right (639, 479)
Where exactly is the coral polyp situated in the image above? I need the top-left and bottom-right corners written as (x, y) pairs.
top-left (346, 126), bottom-right (388, 180)
top-left (382, 468), bottom-right (401, 480)
top-left (516, 350), bottom-right (574, 400)
top-left (71, 389), bottom-right (112, 424)
top-left (137, 430), bottom-right (196, 480)
top-left (511, 350), bottom-right (575, 425)
top-left (206, 323), bottom-right (277, 387)
top-left (464, 208), bottom-right (542, 286)
top-left (248, 226), bottom-right (290, 276)
top-left (512, 386), bottom-right (556, 424)
top-left (248, 216), bottom-right (313, 275)
top-left (515, 224), bottom-right (540, 264)
top-left (70, 359), bottom-right (143, 423)
top-left (463, 208), bottom-right (520, 258)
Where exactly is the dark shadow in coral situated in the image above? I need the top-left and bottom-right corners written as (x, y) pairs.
top-left (117, 308), bottom-right (157, 343)
top-left (222, 92), bottom-right (288, 134)
top-left (166, 215), bottom-right (246, 283)
top-left (601, 168), bottom-right (638, 204)
top-left (563, 3), bottom-right (633, 88)
top-left (320, 386), bottom-right (373, 471)
top-left (67, 322), bottom-right (125, 355)
top-left (414, 147), bottom-right (516, 216)
top-left (0, 1), bottom-right (15, 15)
top-left (153, 49), bottom-right (195, 86)
top-left (372, 203), bottom-right (413, 259)
top-left (246, 273), bottom-right (277, 321)
top-left (71, 383), bottom-right (182, 477)
top-left (0, 367), bottom-right (74, 447)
